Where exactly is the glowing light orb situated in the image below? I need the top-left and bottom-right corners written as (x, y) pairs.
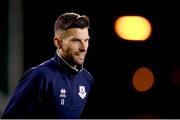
top-left (132, 67), bottom-right (154, 92)
top-left (115, 16), bottom-right (152, 41)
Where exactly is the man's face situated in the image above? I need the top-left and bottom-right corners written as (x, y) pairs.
top-left (59, 28), bottom-right (90, 66)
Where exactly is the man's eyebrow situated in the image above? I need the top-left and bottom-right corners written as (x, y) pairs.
top-left (71, 37), bottom-right (90, 40)
top-left (85, 36), bottom-right (90, 40)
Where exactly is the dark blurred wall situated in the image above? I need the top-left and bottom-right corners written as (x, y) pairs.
top-left (0, 0), bottom-right (8, 95)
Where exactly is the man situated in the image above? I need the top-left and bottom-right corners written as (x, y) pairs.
top-left (1, 12), bottom-right (94, 119)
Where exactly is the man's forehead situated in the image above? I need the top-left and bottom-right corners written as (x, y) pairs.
top-left (64, 28), bottom-right (89, 39)
top-left (67, 28), bottom-right (88, 35)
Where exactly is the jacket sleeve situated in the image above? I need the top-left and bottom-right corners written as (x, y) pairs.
top-left (1, 67), bottom-right (45, 119)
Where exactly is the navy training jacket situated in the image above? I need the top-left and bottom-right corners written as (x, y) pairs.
top-left (1, 52), bottom-right (94, 119)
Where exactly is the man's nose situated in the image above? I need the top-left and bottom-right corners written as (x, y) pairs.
top-left (79, 41), bottom-right (87, 52)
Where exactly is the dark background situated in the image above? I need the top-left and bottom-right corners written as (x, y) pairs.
top-left (21, 0), bottom-right (180, 118)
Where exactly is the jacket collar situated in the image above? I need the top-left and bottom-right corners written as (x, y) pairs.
top-left (53, 50), bottom-right (83, 73)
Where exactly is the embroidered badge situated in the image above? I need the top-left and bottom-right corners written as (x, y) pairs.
top-left (78, 86), bottom-right (86, 99)
top-left (59, 88), bottom-right (66, 105)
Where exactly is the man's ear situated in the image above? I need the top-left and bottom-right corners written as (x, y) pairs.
top-left (54, 37), bottom-right (62, 49)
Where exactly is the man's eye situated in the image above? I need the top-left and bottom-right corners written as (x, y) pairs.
top-left (85, 39), bottom-right (89, 42)
top-left (72, 39), bottom-right (79, 42)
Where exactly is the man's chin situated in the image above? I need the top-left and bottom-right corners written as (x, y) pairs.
top-left (75, 60), bottom-right (84, 65)
top-left (76, 61), bottom-right (84, 65)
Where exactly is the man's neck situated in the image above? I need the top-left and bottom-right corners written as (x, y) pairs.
top-left (56, 49), bottom-right (79, 72)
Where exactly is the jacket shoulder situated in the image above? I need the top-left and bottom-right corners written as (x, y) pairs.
top-left (82, 68), bottom-right (94, 84)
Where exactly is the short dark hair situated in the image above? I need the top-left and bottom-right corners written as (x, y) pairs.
top-left (54, 12), bottom-right (90, 32)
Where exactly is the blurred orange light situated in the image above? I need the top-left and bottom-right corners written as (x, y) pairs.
top-left (114, 16), bottom-right (152, 41)
top-left (132, 67), bottom-right (154, 92)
